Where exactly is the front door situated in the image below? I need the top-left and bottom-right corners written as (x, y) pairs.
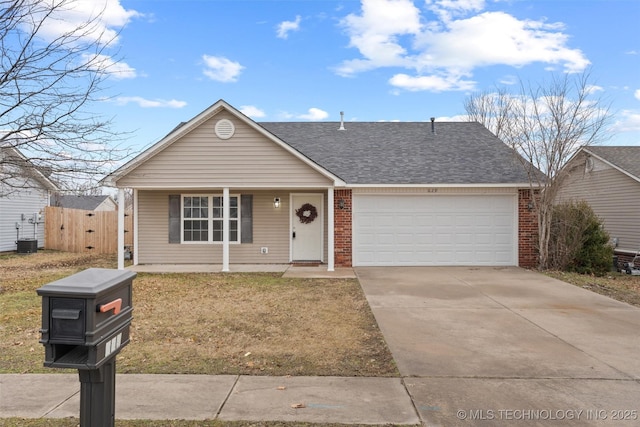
top-left (291, 194), bottom-right (323, 262)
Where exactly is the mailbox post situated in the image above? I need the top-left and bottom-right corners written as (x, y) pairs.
top-left (37, 268), bottom-right (135, 427)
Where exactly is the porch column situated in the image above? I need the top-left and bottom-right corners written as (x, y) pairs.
top-left (222, 187), bottom-right (230, 272)
top-left (117, 188), bottom-right (125, 270)
top-left (133, 188), bottom-right (138, 266)
top-left (327, 187), bottom-right (335, 271)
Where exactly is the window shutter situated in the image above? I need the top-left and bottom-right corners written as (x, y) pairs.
top-left (169, 195), bottom-right (180, 243)
top-left (241, 194), bottom-right (253, 243)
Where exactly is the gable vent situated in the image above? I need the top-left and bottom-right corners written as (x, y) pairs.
top-left (215, 119), bottom-right (235, 140)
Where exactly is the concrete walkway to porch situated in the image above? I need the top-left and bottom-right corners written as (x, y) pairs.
top-left (127, 264), bottom-right (357, 278)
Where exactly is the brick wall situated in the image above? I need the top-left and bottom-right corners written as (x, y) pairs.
top-left (518, 188), bottom-right (539, 268)
top-left (333, 189), bottom-right (352, 267)
top-left (614, 251), bottom-right (637, 271)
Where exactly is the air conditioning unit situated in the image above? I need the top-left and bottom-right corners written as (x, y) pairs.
top-left (17, 239), bottom-right (38, 254)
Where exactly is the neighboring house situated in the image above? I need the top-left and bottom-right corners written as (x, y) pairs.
top-left (51, 194), bottom-right (117, 211)
top-left (557, 146), bottom-right (640, 264)
top-left (104, 99), bottom-right (539, 271)
top-left (0, 145), bottom-right (59, 252)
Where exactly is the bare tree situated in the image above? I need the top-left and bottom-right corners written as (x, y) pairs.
top-left (465, 71), bottom-right (611, 269)
top-left (0, 0), bottom-right (133, 195)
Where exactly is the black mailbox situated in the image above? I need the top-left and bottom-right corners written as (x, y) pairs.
top-left (37, 268), bottom-right (136, 370)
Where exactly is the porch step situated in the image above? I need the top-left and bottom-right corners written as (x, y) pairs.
top-left (290, 261), bottom-right (323, 267)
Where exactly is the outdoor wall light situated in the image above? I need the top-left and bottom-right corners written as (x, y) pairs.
top-left (527, 201), bottom-right (534, 212)
top-left (338, 199), bottom-right (345, 210)
top-left (274, 197), bottom-right (281, 208)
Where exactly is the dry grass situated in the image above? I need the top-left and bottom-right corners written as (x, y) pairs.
top-left (0, 251), bottom-right (397, 377)
top-left (545, 270), bottom-right (640, 307)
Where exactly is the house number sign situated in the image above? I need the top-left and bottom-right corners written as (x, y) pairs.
top-left (104, 333), bottom-right (123, 358)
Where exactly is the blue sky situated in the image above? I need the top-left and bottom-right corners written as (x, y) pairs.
top-left (56, 0), bottom-right (640, 152)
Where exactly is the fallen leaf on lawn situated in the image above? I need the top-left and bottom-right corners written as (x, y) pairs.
top-left (277, 386), bottom-right (286, 390)
top-left (291, 403), bottom-right (306, 409)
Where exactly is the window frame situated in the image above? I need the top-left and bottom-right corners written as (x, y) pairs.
top-left (181, 194), bottom-right (241, 244)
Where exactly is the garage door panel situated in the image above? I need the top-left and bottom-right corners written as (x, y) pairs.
top-left (414, 233), bottom-right (432, 244)
top-left (435, 216), bottom-right (453, 226)
top-left (353, 194), bottom-right (516, 266)
top-left (476, 233), bottom-right (494, 245)
top-left (415, 214), bottom-right (433, 226)
top-left (376, 214), bottom-right (395, 227)
top-left (377, 233), bottom-right (394, 244)
top-left (495, 233), bottom-right (512, 244)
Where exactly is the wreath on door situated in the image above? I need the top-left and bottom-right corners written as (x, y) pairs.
top-left (295, 203), bottom-right (318, 224)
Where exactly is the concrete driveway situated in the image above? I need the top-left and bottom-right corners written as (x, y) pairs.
top-left (356, 267), bottom-right (640, 426)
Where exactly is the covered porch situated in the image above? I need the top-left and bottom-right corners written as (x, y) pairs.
top-left (115, 186), bottom-right (343, 272)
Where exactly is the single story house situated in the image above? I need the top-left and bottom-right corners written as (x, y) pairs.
top-left (0, 144), bottom-right (59, 252)
top-left (556, 146), bottom-right (640, 265)
top-left (51, 194), bottom-right (117, 211)
top-left (104, 99), bottom-right (539, 271)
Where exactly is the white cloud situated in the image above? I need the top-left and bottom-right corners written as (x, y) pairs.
top-left (26, 0), bottom-right (141, 86)
top-left (336, 0), bottom-right (422, 75)
top-left (37, 0), bottom-right (141, 46)
top-left (337, 0), bottom-right (590, 92)
top-left (499, 75), bottom-right (518, 85)
top-left (202, 55), bottom-right (244, 82)
top-left (115, 97), bottom-right (187, 108)
top-left (433, 114), bottom-right (469, 122)
top-left (635, 89), bottom-right (640, 101)
top-left (240, 105), bottom-right (266, 118)
top-left (298, 108), bottom-right (329, 121)
top-left (276, 15), bottom-right (302, 39)
top-left (585, 85), bottom-right (604, 95)
top-left (614, 110), bottom-right (640, 133)
top-left (416, 12), bottom-right (589, 73)
top-left (83, 54), bottom-right (136, 79)
top-left (427, 0), bottom-right (485, 22)
top-left (389, 73), bottom-right (475, 91)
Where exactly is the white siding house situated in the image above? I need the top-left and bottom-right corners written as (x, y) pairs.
top-left (0, 146), bottom-right (58, 252)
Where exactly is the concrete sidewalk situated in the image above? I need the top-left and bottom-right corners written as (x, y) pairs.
top-left (0, 374), bottom-right (419, 424)
top-left (127, 264), bottom-right (358, 279)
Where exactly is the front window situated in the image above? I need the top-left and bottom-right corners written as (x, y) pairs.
top-left (183, 196), bottom-right (209, 242)
top-left (183, 195), bottom-right (239, 243)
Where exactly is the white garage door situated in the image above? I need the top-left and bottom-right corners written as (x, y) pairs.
top-left (353, 194), bottom-right (517, 266)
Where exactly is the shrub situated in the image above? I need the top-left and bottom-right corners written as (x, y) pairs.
top-left (549, 201), bottom-right (613, 275)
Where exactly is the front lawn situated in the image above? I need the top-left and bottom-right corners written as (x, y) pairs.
top-left (0, 251), bottom-right (397, 377)
top-left (545, 270), bottom-right (640, 307)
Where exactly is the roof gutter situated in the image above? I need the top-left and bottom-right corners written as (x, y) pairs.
top-left (347, 183), bottom-right (540, 188)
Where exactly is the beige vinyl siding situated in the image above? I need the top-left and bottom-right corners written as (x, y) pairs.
top-left (557, 154), bottom-right (640, 253)
top-left (118, 111), bottom-right (332, 188)
top-left (137, 189), bottom-right (328, 264)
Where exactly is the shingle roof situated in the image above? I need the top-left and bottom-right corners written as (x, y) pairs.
top-left (259, 121), bottom-right (533, 184)
top-left (584, 146), bottom-right (640, 180)
top-left (0, 144), bottom-right (59, 191)
top-left (51, 195), bottom-right (112, 210)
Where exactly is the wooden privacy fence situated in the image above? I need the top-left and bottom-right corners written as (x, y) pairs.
top-left (45, 206), bottom-right (133, 254)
